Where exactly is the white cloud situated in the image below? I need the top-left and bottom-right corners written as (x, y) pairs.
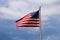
top-left (0, 1), bottom-right (29, 20)
top-left (46, 35), bottom-right (59, 40)
top-left (0, 0), bottom-right (60, 21)
top-left (0, 7), bottom-right (27, 20)
top-left (41, 4), bottom-right (60, 21)
top-left (29, 27), bottom-right (40, 32)
top-left (28, 0), bottom-right (58, 4)
top-left (8, 1), bottom-right (29, 11)
top-left (0, 7), bottom-right (18, 20)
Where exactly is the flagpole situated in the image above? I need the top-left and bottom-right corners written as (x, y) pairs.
top-left (39, 6), bottom-right (42, 40)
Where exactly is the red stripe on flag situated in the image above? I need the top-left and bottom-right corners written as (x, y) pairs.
top-left (16, 14), bottom-right (40, 27)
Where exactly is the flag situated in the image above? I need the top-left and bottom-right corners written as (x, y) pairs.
top-left (16, 10), bottom-right (40, 27)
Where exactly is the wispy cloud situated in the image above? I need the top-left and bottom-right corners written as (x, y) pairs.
top-left (0, 0), bottom-right (29, 20)
top-left (0, 0), bottom-right (59, 20)
top-left (41, 4), bottom-right (60, 21)
top-left (28, 0), bottom-right (58, 4)
top-left (8, 1), bottom-right (29, 11)
top-left (46, 35), bottom-right (59, 40)
top-left (0, 7), bottom-right (21, 20)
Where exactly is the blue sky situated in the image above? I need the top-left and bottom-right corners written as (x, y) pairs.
top-left (0, 0), bottom-right (60, 40)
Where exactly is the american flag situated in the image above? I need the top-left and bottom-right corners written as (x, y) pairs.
top-left (16, 10), bottom-right (40, 27)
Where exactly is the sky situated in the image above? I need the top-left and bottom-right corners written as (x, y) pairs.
top-left (0, 0), bottom-right (60, 40)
